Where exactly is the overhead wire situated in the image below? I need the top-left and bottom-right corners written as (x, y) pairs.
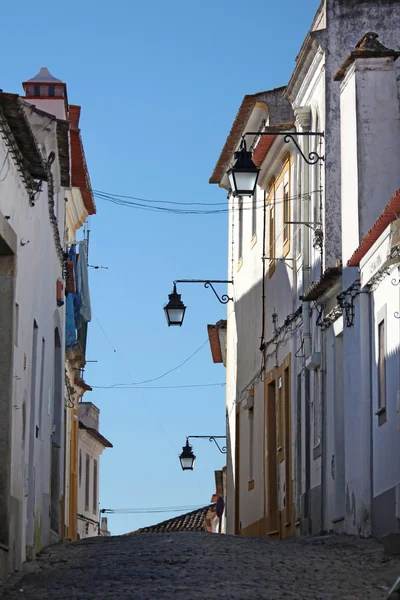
top-left (92, 383), bottom-right (225, 390)
top-left (93, 188), bottom-right (321, 216)
top-left (98, 339), bottom-right (210, 387)
top-left (101, 504), bottom-right (209, 514)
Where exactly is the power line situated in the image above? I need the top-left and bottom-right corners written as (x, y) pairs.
top-left (93, 189), bottom-right (322, 215)
top-left (92, 383), bottom-right (225, 390)
top-left (101, 504), bottom-right (209, 514)
top-left (110, 339), bottom-right (210, 386)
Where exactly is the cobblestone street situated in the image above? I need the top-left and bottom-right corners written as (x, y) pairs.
top-left (1, 532), bottom-right (400, 599)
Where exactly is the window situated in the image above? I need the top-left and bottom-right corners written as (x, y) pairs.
top-left (313, 370), bottom-right (321, 455)
top-left (85, 454), bottom-right (90, 512)
top-left (283, 182), bottom-right (290, 247)
top-left (248, 406), bottom-right (254, 484)
top-left (251, 190), bottom-right (257, 239)
top-left (268, 181), bottom-right (276, 277)
top-left (238, 198), bottom-right (243, 262)
top-left (48, 85), bottom-right (55, 97)
top-left (378, 320), bottom-right (386, 414)
top-left (79, 450), bottom-right (82, 487)
top-left (93, 460), bottom-right (98, 515)
top-left (33, 85), bottom-right (40, 96)
top-left (38, 338), bottom-right (45, 438)
top-left (15, 303), bottom-right (19, 346)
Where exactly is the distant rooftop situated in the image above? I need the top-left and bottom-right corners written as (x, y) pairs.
top-left (26, 67), bottom-right (63, 84)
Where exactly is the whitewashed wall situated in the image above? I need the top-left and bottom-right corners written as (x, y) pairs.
top-left (0, 113), bottom-right (66, 571)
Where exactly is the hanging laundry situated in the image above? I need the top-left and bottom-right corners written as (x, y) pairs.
top-left (75, 241), bottom-right (91, 329)
top-left (65, 293), bottom-right (77, 349)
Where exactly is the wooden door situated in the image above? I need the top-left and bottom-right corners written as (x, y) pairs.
top-left (265, 376), bottom-right (279, 537)
top-left (234, 407), bottom-right (240, 534)
top-left (281, 363), bottom-right (294, 538)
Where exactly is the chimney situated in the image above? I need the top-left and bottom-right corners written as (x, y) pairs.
top-left (22, 67), bottom-right (68, 119)
top-left (335, 32), bottom-right (400, 263)
top-left (78, 402), bottom-right (100, 431)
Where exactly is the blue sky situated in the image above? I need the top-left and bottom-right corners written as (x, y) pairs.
top-left (3, 0), bottom-right (320, 535)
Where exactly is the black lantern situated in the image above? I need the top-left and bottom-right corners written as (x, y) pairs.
top-left (164, 283), bottom-right (186, 327)
top-left (179, 439), bottom-right (196, 471)
top-left (227, 140), bottom-right (260, 197)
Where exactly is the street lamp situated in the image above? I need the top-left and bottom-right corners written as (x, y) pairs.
top-left (164, 283), bottom-right (187, 327)
top-left (227, 131), bottom-right (324, 197)
top-left (227, 139), bottom-right (260, 198)
top-left (179, 439), bottom-right (196, 471)
top-left (164, 279), bottom-right (233, 327)
top-left (179, 436), bottom-right (227, 471)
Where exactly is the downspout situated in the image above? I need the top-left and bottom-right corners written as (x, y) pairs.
top-left (295, 106), bottom-right (312, 527)
top-left (320, 316), bottom-right (326, 533)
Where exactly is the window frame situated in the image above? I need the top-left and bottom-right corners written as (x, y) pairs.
top-left (85, 453), bottom-right (90, 512)
top-left (238, 197), bottom-right (243, 263)
top-left (282, 154), bottom-right (291, 257)
top-left (377, 317), bottom-right (387, 423)
top-left (93, 459), bottom-right (98, 515)
top-left (251, 189), bottom-right (257, 241)
top-left (267, 177), bottom-right (276, 278)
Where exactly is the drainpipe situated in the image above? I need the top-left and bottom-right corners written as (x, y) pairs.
top-left (320, 322), bottom-right (326, 533)
top-left (295, 106), bottom-right (312, 529)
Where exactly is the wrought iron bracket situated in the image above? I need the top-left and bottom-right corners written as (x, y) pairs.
top-left (187, 436), bottom-right (227, 454)
top-left (174, 279), bottom-right (233, 304)
top-left (261, 257), bottom-right (295, 270)
top-left (337, 281), bottom-right (361, 328)
top-left (243, 131), bottom-right (325, 165)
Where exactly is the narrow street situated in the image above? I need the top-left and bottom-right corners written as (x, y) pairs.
top-left (1, 533), bottom-right (400, 599)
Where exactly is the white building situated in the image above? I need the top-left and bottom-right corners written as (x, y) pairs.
top-left (209, 0), bottom-right (400, 539)
top-left (0, 83), bottom-right (69, 576)
top-left (77, 402), bottom-right (112, 539)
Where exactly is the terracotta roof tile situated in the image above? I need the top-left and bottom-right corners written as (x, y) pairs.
top-left (207, 320), bottom-right (226, 363)
top-left (252, 123), bottom-right (296, 167)
top-left (347, 190), bottom-right (400, 267)
top-left (301, 266), bottom-right (342, 301)
top-left (69, 104), bottom-right (96, 215)
top-left (209, 94), bottom-right (264, 185)
top-left (78, 421), bottom-right (113, 448)
top-left (128, 504), bottom-right (216, 534)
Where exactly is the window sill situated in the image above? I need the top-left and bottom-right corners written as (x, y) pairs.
top-left (250, 234), bottom-right (257, 249)
top-left (248, 480), bottom-right (255, 491)
top-left (237, 258), bottom-right (243, 272)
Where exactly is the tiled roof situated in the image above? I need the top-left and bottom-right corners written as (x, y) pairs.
top-left (347, 190), bottom-right (400, 267)
top-left (209, 87), bottom-right (294, 186)
top-left (301, 266), bottom-right (342, 301)
top-left (252, 123), bottom-right (296, 168)
top-left (129, 504), bottom-right (216, 534)
top-left (0, 92), bottom-right (47, 181)
top-left (209, 93), bottom-right (267, 185)
top-left (79, 421), bottom-right (113, 448)
top-left (69, 104), bottom-right (96, 215)
top-left (207, 320), bottom-right (226, 363)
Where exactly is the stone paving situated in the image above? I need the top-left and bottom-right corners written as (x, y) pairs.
top-left (1, 532), bottom-right (400, 599)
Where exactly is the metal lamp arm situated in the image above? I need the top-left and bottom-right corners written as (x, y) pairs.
top-left (242, 131), bottom-right (325, 166)
top-left (187, 435), bottom-right (227, 454)
top-left (174, 279), bottom-right (233, 304)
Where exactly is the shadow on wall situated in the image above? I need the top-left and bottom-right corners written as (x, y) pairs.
top-left (370, 291), bottom-right (400, 539)
top-left (228, 259), bottom-right (294, 536)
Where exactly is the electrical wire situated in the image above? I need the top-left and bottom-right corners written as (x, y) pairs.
top-left (101, 504), bottom-right (209, 514)
top-left (99, 339), bottom-right (210, 387)
top-left (92, 383), bottom-right (225, 390)
top-left (93, 189), bottom-right (322, 216)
